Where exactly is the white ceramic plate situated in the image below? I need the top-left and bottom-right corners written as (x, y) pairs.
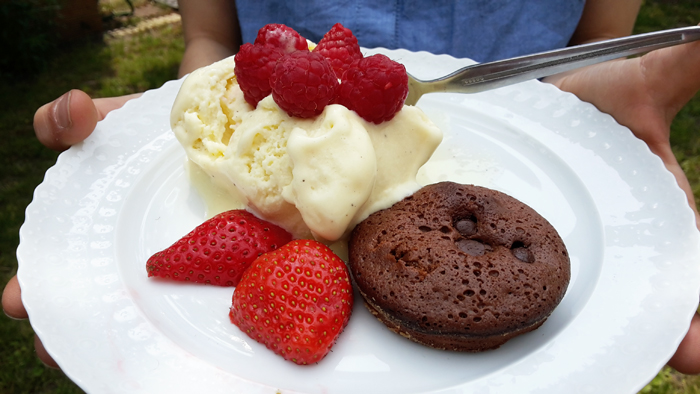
top-left (18, 49), bottom-right (700, 394)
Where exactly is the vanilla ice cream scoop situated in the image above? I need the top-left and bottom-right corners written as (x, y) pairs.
top-left (171, 55), bottom-right (443, 241)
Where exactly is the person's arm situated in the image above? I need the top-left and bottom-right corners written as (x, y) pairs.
top-left (568, 0), bottom-right (641, 44)
top-left (177, 0), bottom-right (242, 77)
top-left (549, 0), bottom-right (700, 375)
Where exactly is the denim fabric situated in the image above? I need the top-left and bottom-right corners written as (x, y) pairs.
top-left (235, 0), bottom-right (585, 62)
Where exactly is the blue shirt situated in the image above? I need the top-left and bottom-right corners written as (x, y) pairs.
top-left (234, 0), bottom-right (585, 62)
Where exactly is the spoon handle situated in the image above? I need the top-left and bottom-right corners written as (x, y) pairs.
top-left (408, 26), bottom-right (700, 104)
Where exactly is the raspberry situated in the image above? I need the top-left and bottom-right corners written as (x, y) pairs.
top-left (313, 23), bottom-right (363, 78)
top-left (254, 23), bottom-right (309, 53)
top-left (337, 54), bottom-right (408, 124)
top-left (270, 51), bottom-right (339, 118)
top-left (234, 42), bottom-right (285, 107)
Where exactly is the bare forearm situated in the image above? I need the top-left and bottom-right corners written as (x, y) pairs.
top-left (179, 37), bottom-right (237, 76)
top-left (178, 0), bottom-right (241, 77)
top-left (570, 0), bottom-right (641, 45)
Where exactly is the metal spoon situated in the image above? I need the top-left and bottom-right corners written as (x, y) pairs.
top-left (405, 26), bottom-right (700, 106)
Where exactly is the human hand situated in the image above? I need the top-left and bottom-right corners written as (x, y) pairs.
top-left (547, 31), bottom-right (700, 374)
top-left (33, 89), bottom-right (142, 151)
top-left (2, 89), bottom-right (141, 368)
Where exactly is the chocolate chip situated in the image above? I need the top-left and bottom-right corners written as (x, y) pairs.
top-left (456, 239), bottom-right (490, 256)
top-left (512, 247), bottom-right (535, 263)
top-left (455, 217), bottom-right (477, 236)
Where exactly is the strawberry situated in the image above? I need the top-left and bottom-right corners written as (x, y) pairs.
top-left (146, 210), bottom-right (293, 286)
top-left (229, 240), bottom-right (353, 365)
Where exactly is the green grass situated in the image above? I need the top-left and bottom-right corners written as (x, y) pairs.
top-left (0, 1), bottom-right (699, 393)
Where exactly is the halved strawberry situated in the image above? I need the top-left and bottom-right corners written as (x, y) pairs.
top-left (146, 210), bottom-right (292, 286)
top-left (229, 240), bottom-right (353, 365)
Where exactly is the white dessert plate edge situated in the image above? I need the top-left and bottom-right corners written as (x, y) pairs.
top-left (17, 48), bottom-right (700, 394)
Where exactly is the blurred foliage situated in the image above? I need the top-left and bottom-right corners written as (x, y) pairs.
top-left (635, 0), bottom-right (700, 32)
top-left (0, 0), bottom-right (62, 79)
top-left (641, 367), bottom-right (700, 394)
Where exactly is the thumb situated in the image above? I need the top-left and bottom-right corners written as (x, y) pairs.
top-left (668, 313), bottom-right (700, 375)
top-left (33, 90), bottom-right (141, 151)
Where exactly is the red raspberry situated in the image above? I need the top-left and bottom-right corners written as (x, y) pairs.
top-left (255, 23), bottom-right (309, 53)
top-left (234, 42), bottom-right (285, 107)
top-left (270, 51), bottom-right (339, 118)
top-left (337, 54), bottom-right (408, 124)
top-left (313, 23), bottom-right (363, 78)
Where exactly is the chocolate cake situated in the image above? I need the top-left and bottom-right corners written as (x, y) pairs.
top-left (348, 182), bottom-right (570, 351)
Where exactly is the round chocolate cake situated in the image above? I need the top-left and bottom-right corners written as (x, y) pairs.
top-left (348, 182), bottom-right (570, 351)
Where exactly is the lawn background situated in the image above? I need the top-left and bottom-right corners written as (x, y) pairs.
top-left (0, 0), bottom-right (698, 393)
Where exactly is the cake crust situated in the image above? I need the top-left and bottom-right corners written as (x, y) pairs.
top-left (348, 182), bottom-right (570, 351)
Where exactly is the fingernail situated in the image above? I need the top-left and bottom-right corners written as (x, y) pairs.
top-left (52, 91), bottom-right (72, 130)
top-left (2, 310), bottom-right (26, 321)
